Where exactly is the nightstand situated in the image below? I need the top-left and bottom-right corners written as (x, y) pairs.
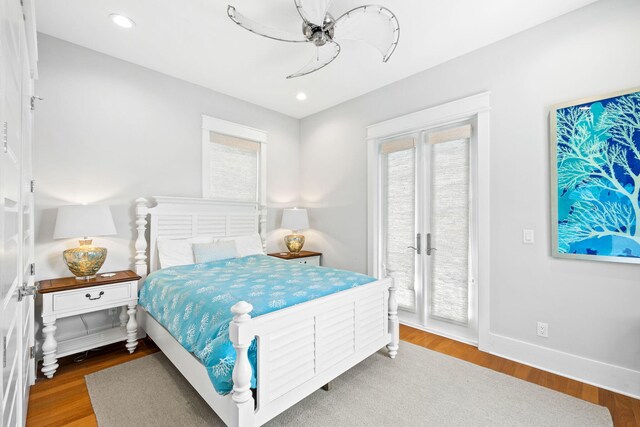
top-left (268, 250), bottom-right (322, 266)
top-left (38, 270), bottom-right (141, 378)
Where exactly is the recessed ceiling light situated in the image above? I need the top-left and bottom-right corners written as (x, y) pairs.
top-left (296, 92), bottom-right (307, 101)
top-left (109, 13), bottom-right (136, 29)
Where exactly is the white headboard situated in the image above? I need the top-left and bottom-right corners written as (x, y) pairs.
top-left (134, 196), bottom-right (267, 276)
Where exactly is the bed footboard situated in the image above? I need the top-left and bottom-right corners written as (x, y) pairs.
top-left (230, 277), bottom-right (397, 426)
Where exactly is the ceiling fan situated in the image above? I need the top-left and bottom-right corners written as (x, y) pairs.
top-left (227, 1), bottom-right (400, 79)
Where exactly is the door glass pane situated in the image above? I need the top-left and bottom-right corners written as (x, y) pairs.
top-left (430, 138), bottom-right (470, 324)
top-left (383, 143), bottom-right (416, 310)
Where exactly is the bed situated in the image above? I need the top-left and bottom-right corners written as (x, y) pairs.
top-left (133, 197), bottom-right (399, 427)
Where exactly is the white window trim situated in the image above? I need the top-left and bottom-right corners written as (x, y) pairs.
top-left (366, 92), bottom-right (491, 349)
top-left (201, 115), bottom-right (267, 207)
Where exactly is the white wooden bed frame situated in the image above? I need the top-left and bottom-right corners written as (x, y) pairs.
top-left (133, 197), bottom-right (399, 427)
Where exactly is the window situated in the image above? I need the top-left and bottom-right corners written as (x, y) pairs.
top-left (202, 116), bottom-right (267, 204)
top-left (208, 133), bottom-right (259, 201)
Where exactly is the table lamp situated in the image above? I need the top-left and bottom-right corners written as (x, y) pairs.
top-left (53, 205), bottom-right (117, 280)
top-left (281, 208), bottom-right (309, 254)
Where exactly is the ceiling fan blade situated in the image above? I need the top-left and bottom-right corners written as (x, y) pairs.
top-left (294, 0), bottom-right (333, 26)
top-left (227, 5), bottom-right (307, 43)
top-left (334, 6), bottom-right (400, 62)
top-left (287, 42), bottom-right (341, 79)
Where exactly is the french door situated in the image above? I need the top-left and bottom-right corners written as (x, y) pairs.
top-left (377, 121), bottom-right (478, 344)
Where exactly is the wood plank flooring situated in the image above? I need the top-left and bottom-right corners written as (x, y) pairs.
top-left (25, 326), bottom-right (639, 426)
top-left (26, 339), bottom-right (159, 427)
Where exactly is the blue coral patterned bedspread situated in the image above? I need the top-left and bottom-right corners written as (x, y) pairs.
top-left (138, 254), bottom-right (376, 395)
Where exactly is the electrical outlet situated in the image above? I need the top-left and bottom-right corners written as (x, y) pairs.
top-left (536, 321), bottom-right (549, 338)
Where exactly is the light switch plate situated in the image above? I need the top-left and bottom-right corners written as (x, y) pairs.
top-left (523, 229), bottom-right (535, 244)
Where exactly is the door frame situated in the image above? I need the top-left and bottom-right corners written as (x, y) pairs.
top-left (367, 92), bottom-right (491, 348)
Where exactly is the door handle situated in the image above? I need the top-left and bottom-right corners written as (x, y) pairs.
top-left (407, 233), bottom-right (421, 255)
top-left (382, 264), bottom-right (394, 278)
top-left (18, 283), bottom-right (38, 302)
top-left (426, 233), bottom-right (437, 256)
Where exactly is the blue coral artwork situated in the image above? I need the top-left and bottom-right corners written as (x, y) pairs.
top-left (552, 88), bottom-right (640, 263)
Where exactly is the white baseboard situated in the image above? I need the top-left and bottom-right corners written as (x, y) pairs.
top-left (481, 332), bottom-right (640, 400)
top-left (400, 319), bottom-right (479, 347)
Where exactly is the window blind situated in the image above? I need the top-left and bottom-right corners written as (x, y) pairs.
top-left (428, 124), bottom-right (472, 145)
top-left (430, 133), bottom-right (470, 325)
top-left (381, 138), bottom-right (416, 310)
top-left (208, 132), bottom-right (260, 201)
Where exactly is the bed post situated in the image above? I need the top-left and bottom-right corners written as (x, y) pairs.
top-left (387, 278), bottom-right (399, 359)
top-left (230, 301), bottom-right (255, 426)
top-left (135, 198), bottom-right (149, 279)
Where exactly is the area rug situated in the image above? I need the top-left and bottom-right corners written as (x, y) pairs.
top-left (85, 342), bottom-right (612, 426)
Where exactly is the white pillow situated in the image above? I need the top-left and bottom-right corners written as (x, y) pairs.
top-left (157, 236), bottom-right (213, 268)
top-left (192, 240), bottom-right (238, 264)
top-left (218, 233), bottom-right (264, 257)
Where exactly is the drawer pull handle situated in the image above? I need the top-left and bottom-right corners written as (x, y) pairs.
top-left (85, 291), bottom-right (105, 301)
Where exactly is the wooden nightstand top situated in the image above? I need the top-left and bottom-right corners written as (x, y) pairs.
top-left (38, 270), bottom-right (141, 294)
top-left (268, 250), bottom-right (322, 260)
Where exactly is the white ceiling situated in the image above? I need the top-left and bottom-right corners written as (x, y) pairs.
top-left (36, 0), bottom-right (597, 118)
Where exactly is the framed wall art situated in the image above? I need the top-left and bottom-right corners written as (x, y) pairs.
top-left (550, 87), bottom-right (640, 264)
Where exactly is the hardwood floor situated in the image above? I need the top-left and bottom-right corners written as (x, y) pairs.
top-left (26, 339), bottom-right (159, 427)
top-left (26, 327), bottom-right (639, 426)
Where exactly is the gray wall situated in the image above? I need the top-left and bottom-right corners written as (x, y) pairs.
top-left (34, 35), bottom-right (300, 340)
top-left (300, 0), bottom-right (640, 383)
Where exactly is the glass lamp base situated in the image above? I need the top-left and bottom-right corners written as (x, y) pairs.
top-left (284, 234), bottom-right (305, 254)
top-left (63, 240), bottom-right (107, 279)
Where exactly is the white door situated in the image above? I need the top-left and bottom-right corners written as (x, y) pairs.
top-left (1, 0), bottom-right (37, 425)
top-left (378, 122), bottom-right (478, 344)
top-left (19, 28), bottom-right (36, 424)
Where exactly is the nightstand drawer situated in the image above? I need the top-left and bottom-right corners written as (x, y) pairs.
top-left (295, 256), bottom-right (320, 266)
top-left (267, 251), bottom-right (322, 266)
top-left (52, 282), bottom-right (133, 313)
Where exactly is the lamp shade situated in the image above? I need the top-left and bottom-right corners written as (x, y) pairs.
top-left (281, 208), bottom-right (309, 231)
top-left (53, 205), bottom-right (117, 239)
